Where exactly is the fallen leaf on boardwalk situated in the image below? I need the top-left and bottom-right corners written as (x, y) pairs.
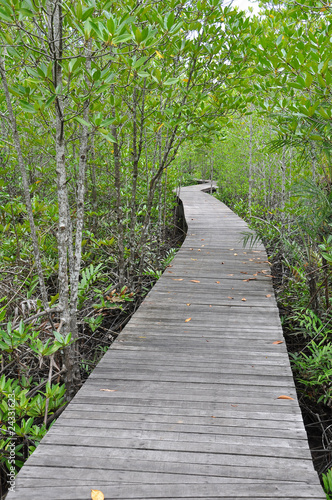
top-left (229, 248), bottom-right (234, 250)
top-left (202, 245), bottom-right (205, 247)
top-left (231, 404), bottom-right (238, 407)
top-left (197, 249), bottom-right (201, 252)
top-left (99, 389), bottom-right (116, 392)
top-left (185, 318), bottom-right (192, 322)
top-left (241, 298), bottom-right (247, 301)
top-left (266, 294), bottom-right (272, 297)
top-left (241, 272), bottom-right (248, 274)
top-left (167, 271), bottom-right (173, 273)
top-left (186, 303), bottom-right (191, 306)
top-left (273, 341), bottom-right (283, 345)
top-left (211, 416), bottom-right (216, 418)
top-left (234, 253), bottom-right (238, 256)
top-left (177, 420), bottom-right (183, 423)
top-left (227, 274), bottom-right (234, 276)
top-left (277, 395), bottom-right (294, 400)
top-left (221, 262), bottom-right (224, 264)
top-left (172, 278), bottom-right (183, 281)
top-left (228, 296), bottom-right (234, 299)
top-left (243, 278), bottom-right (257, 282)
top-left (215, 281), bottom-right (220, 284)
top-left (209, 305), bottom-right (212, 308)
top-left (139, 336), bottom-right (146, 338)
top-left (91, 490), bottom-right (104, 500)
top-left (191, 258), bottom-right (197, 261)
top-left (201, 239), bottom-right (205, 241)
top-left (190, 280), bottom-right (200, 283)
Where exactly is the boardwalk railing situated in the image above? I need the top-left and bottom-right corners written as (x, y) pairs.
top-left (7, 184), bottom-right (325, 499)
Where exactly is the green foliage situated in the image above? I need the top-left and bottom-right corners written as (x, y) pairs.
top-left (288, 309), bottom-right (332, 406)
top-left (0, 375), bottom-right (65, 472)
top-left (77, 263), bottom-right (104, 310)
top-left (323, 468), bottom-right (332, 500)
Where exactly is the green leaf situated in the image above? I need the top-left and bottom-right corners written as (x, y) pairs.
top-left (82, 7), bottom-right (94, 21)
top-left (19, 100), bottom-right (36, 113)
top-left (74, 117), bottom-right (91, 128)
top-left (137, 71), bottom-right (150, 78)
top-left (164, 77), bottom-right (179, 86)
top-left (0, 8), bottom-right (12, 22)
top-left (113, 34), bottom-right (132, 44)
top-left (305, 73), bottom-right (313, 87)
top-left (104, 133), bottom-right (117, 143)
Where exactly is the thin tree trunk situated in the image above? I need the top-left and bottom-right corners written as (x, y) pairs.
top-left (49, 0), bottom-right (79, 398)
top-left (111, 85), bottom-right (125, 284)
top-left (69, 41), bottom-right (91, 341)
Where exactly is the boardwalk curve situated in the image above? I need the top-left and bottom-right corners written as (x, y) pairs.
top-left (8, 184), bottom-right (325, 499)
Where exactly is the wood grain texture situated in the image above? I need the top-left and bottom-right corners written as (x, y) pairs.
top-left (7, 183), bottom-right (325, 499)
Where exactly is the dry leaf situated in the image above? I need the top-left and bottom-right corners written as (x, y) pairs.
top-left (167, 271), bottom-right (173, 273)
top-left (139, 336), bottom-right (146, 338)
top-left (185, 318), bottom-right (192, 322)
top-left (241, 298), bottom-right (247, 301)
top-left (277, 395), bottom-right (294, 400)
top-left (91, 490), bottom-right (104, 500)
top-left (190, 280), bottom-right (200, 283)
top-left (241, 272), bottom-right (248, 274)
top-left (201, 239), bottom-right (204, 241)
top-left (215, 281), bottom-right (220, 284)
top-left (177, 420), bottom-right (183, 423)
top-left (172, 278), bottom-right (183, 281)
top-left (197, 249), bottom-right (201, 252)
top-left (228, 296), bottom-right (234, 299)
top-left (266, 294), bottom-right (272, 298)
top-left (273, 341), bottom-right (283, 345)
top-left (229, 248), bottom-right (234, 250)
top-left (186, 303), bottom-right (191, 306)
top-left (209, 305), bottom-right (212, 308)
top-left (191, 258), bottom-right (197, 261)
top-left (99, 389), bottom-right (116, 392)
top-left (231, 404), bottom-right (238, 407)
top-left (227, 274), bottom-right (234, 276)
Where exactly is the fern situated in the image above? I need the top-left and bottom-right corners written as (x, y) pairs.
top-left (77, 263), bottom-right (103, 310)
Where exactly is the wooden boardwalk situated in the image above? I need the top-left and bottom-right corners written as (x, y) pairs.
top-left (8, 184), bottom-right (325, 499)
